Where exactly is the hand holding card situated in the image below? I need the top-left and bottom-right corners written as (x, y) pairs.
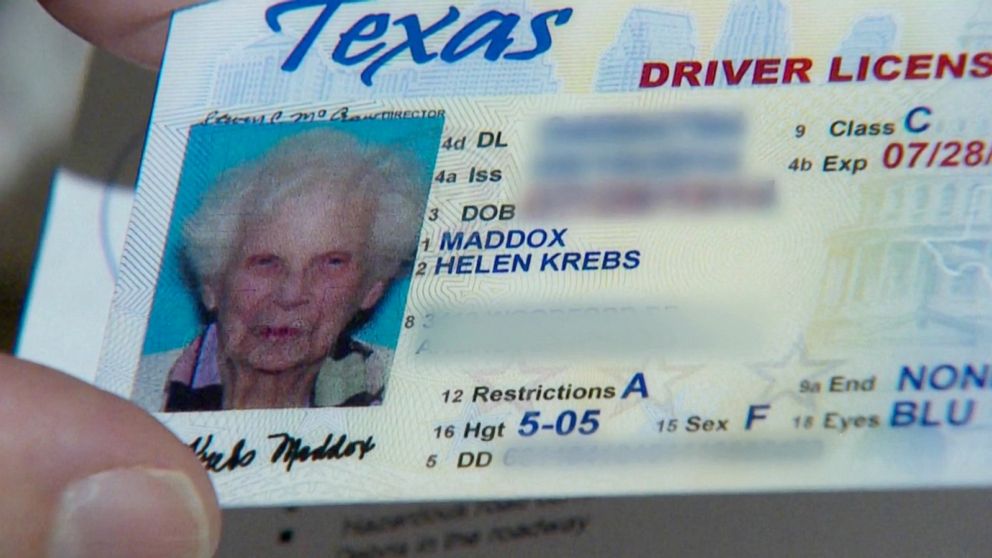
top-left (0, 355), bottom-right (220, 557)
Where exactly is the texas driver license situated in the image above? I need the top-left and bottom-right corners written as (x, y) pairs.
top-left (96, 0), bottom-right (992, 507)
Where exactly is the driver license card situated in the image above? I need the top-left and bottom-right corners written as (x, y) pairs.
top-left (97, 0), bottom-right (992, 507)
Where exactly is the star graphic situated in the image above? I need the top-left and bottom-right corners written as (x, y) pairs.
top-left (597, 360), bottom-right (706, 434)
top-left (748, 337), bottom-right (845, 412)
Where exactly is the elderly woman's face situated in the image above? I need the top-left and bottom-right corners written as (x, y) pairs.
top-left (203, 190), bottom-right (385, 373)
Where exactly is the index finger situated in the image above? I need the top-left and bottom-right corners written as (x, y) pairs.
top-left (38, 0), bottom-right (205, 67)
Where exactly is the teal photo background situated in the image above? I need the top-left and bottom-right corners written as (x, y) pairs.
top-left (142, 118), bottom-right (444, 355)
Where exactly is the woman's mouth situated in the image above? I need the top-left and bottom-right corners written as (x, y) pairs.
top-left (252, 325), bottom-right (305, 340)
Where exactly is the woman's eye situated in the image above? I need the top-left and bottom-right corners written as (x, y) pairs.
top-left (247, 254), bottom-right (279, 268)
top-left (319, 253), bottom-right (350, 268)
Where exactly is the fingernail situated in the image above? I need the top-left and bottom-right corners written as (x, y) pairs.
top-left (49, 468), bottom-right (213, 558)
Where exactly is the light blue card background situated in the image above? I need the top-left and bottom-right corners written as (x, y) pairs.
top-left (142, 118), bottom-right (444, 355)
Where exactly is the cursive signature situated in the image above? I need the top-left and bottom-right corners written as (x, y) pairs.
top-left (189, 434), bottom-right (257, 472)
top-left (268, 432), bottom-right (376, 472)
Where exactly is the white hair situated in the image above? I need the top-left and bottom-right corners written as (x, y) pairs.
top-left (183, 128), bottom-right (427, 289)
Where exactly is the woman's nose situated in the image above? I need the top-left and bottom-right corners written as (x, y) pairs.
top-left (274, 269), bottom-right (309, 308)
